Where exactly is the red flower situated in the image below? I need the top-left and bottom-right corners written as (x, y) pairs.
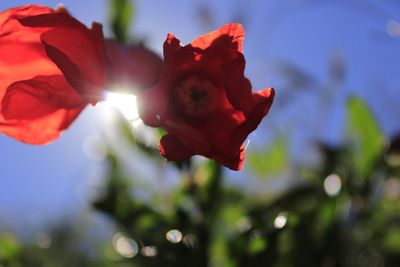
top-left (0, 5), bottom-right (162, 144)
top-left (0, 5), bottom-right (86, 144)
top-left (138, 24), bottom-right (275, 170)
top-left (18, 7), bottom-right (109, 104)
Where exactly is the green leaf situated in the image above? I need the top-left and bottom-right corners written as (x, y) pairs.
top-left (347, 97), bottom-right (385, 179)
top-left (109, 0), bottom-right (134, 42)
top-left (248, 137), bottom-right (288, 176)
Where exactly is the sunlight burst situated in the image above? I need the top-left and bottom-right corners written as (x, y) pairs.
top-left (104, 92), bottom-right (141, 125)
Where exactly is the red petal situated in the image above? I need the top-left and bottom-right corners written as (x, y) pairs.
top-left (20, 12), bottom-right (108, 104)
top-left (223, 53), bottom-right (257, 116)
top-left (0, 75), bottom-right (86, 144)
top-left (3, 75), bottom-right (86, 118)
top-left (232, 88), bottom-right (275, 147)
top-left (105, 40), bottom-right (162, 92)
top-left (163, 33), bottom-right (199, 72)
top-left (164, 120), bottom-right (212, 156)
top-left (0, 5), bottom-right (53, 24)
top-left (18, 10), bottom-right (83, 28)
top-left (159, 134), bottom-right (194, 161)
top-left (191, 23), bottom-right (245, 53)
top-left (137, 83), bottom-right (169, 127)
top-left (212, 144), bottom-right (245, 171)
top-left (189, 92), bottom-right (245, 156)
top-left (0, 6), bottom-right (54, 66)
top-left (163, 33), bottom-right (182, 64)
top-left (0, 5), bottom-right (73, 144)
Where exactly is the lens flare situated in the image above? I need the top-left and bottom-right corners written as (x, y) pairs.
top-left (104, 92), bottom-right (141, 125)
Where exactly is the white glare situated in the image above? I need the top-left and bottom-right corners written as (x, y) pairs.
top-left (112, 233), bottom-right (138, 258)
top-left (274, 212), bottom-right (287, 229)
top-left (104, 92), bottom-right (140, 123)
top-left (323, 174), bottom-right (342, 197)
top-left (166, 229), bottom-right (183, 243)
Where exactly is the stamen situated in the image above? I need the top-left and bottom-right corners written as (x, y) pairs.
top-left (175, 76), bottom-right (216, 116)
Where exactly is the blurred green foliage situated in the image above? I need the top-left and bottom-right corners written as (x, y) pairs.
top-left (347, 97), bottom-right (386, 180)
top-left (109, 0), bottom-right (134, 42)
top-left (248, 136), bottom-right (288, 176)
top-left (2, 96), bottom-right (400, 267)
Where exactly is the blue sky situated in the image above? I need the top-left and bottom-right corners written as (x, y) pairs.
top-left (1, 0), bottom-right (400, 229)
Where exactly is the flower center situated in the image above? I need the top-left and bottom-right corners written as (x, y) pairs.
top-left (174, 76), bottom-right (217, 117)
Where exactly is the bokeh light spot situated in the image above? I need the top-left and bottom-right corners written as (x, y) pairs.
top-left (384, 178), bottom-right (400, 199)
top-left (166, 229), bottom-right (183, 243)
top-left (386, 19), bottom-right (400, 37)
top-left (274, 212), bottom-right (287, 229)
top-left (141, 246), bottom-right (158, 257)
top-left (35, 232), bottom-right (51, 249)
top-left (112, 233), bottom-right (138, 258)
top-left (323, 174), bottom-right (342, 197)
top-left (237, 216), bottom-right (252, 233)
top-left (182, 234), bottom-right (197, 248)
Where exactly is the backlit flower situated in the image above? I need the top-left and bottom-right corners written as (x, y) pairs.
top-left (0, 5), bottom-right (86, 144)
top-left (138, 24), bottom-right (275, 170)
